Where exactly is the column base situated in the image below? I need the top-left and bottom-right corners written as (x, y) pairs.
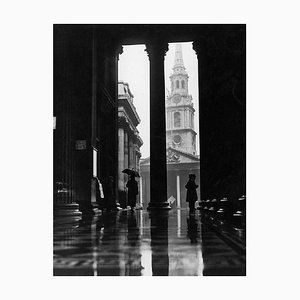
top-left (118, 190), bottom-right (127, 209)
top-left (78, 202), bottom-right (95, 215)
top-left (147, 201), bottom-right (171, 210)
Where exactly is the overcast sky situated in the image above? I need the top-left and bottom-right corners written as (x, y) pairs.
top-left (118, 42), bottom-right (199, 158)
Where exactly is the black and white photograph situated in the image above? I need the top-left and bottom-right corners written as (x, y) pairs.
top-left (1, 1), bottom-right (299, 299)
top-left (53, 24), bottom-right (246, 276)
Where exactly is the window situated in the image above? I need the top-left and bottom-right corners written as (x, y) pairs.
top-left (181, 80), bottom-right (185, 89)
top-left (174, 112), bottom-right (180, 127)
top-left (176, 80), bottom-right (179, 89)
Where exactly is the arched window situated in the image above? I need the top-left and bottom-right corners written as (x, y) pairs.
top-left (174, 112), bottom-right (180, 127)
top-left (176, 80), bottom-right (179, 89)
top-left (181, 80), bottom-right (185, 89)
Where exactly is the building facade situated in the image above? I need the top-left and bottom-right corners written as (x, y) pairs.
top-left (118, 81), bottom-right (143, 208)
top-left (140, 44), bottom-right (200, 209)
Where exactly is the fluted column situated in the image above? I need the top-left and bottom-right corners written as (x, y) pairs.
top-left (129, 136), bottom-right (134, 169)
top-left (124, 130), bottom-right (128, 169)
top-left (145, 41), bottom-right (171, 210)
top-left (118, 127), bottom-right (126, 206)
top-left (97, 37), bottom-right (123, 210)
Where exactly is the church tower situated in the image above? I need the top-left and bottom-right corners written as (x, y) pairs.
top-left (166, 44), bottom-right (197, 155)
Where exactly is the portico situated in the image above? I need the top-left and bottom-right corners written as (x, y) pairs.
top-left (54, 24), bottom-right (245, 214)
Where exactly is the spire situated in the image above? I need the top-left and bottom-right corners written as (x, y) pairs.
top-left (172, 44), bottom-right (186, 75)
top-left (174, 44), bottom-right (184, 68)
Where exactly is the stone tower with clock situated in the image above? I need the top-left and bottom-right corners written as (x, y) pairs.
top-left (166, 44), bottom-right (197, 156)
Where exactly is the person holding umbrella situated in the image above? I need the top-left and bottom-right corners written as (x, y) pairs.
top-left (122, 168), bottom-right (140, 178)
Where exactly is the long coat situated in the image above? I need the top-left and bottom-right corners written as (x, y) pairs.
top-left (185, 180), bottom-right (198, 203)
top-left (126, 178), bottom-right (138, 207)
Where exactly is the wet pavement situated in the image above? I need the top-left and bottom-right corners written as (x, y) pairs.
top-left (53, 208), bottom-right (246, 276)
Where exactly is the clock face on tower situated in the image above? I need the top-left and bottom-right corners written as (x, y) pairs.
top-left (173, 94), bottom-right (181, 104)
top-left (173, 135), bottom-right (182, 144)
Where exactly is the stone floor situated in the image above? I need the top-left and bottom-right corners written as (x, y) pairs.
top-left (53, 208), bottom-right (246, 276)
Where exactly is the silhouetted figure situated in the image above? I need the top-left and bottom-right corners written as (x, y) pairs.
top-left (185, 174), bottom-right (199, 211)
top-left (126, 175), bottom-right (138, 211)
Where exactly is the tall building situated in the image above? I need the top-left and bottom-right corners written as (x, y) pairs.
top-left (118, 81), bottom-right (143, 208)
top-left (140, 44), bottom-right (200, 208)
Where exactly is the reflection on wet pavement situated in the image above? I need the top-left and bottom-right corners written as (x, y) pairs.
top-left (53, 209), bottom-right (245, 276)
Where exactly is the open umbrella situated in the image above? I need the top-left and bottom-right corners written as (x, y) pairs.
top-left (132, 170), bottom-right (140, 177)
top-left (122, 168), bottom-right (140, 177)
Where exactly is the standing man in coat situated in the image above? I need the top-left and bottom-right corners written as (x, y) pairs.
top-left (126, 174), bottom-right (138, 212)
top-left (185, 174), bottom-right (199, 211)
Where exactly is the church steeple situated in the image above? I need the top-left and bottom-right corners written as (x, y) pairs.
top-left (166, 44), bottom-right (197, 156)
top-left (170, 44), bottom-right (188, 96)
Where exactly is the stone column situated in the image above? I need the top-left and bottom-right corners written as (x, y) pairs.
top-left (124, 130), bottom-right (128, 169)
top-left (129, 136), bottom-right (134, 169)
top-left (118, 127), bottom-right (125, 205)
top-left (185, 109), bottom-right (188, 128)
top-left (145, 41), bottom-right (170, 210)
top-left (193, 39), bottom-right (209, 201)
top-left (115, 43), bottom-right (124, 209)
top-left (139, 177), bottom-right (143, 207)
top-left (194, 28), bottom-right (246, 202)
top-left (97, 37), bottom-right (123, 210)
top-left (135, 150), bottom-right (138, 171)
top-left (176, 175), bottom-right (181, 208)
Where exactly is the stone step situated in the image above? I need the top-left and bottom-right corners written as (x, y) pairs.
top-left (54, 203), bottom-right (82, 217)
